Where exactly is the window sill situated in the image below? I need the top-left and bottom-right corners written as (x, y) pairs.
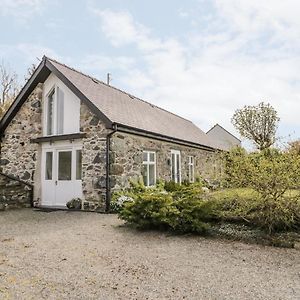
top-left (30, 133), bottom-right (86, 144)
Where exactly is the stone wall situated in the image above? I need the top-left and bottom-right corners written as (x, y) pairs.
top-left (80, 103), bottom-right (110, 211)
top-left (0, 81), bottom-right (222, 212)
top-left (0, 84), bottom-right (43, 186)
top-left (110, 132), bottom-right (221, 191)
top-left (0, 173), bottom-right (32, 210)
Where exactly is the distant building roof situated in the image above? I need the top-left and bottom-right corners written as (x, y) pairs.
top-left (206, 124), bottom-right (241, 151)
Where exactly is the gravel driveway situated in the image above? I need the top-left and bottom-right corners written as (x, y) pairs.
top-left (0, 209), bottom-right (299, 299)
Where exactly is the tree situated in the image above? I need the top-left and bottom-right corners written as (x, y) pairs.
top-left (0, 61), bottom-right (19, 105)
top-left (0, 61), bottom-right (20, 119)
top-left (231, 102), bottom-right (279, 151)
top-left (287, 140), bottom-right (300, 155)
top-left (0, 100), bottom-right (12, 119)
top-left (25, 63), bottom-right (36, 81)
top-left (224, 147), bottom-right (300, 233)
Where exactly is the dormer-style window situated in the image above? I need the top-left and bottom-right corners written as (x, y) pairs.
top-left (45, 86), bottom-right (64, 136)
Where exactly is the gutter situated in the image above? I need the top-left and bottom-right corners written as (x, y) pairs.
top-left (105, 124), bottom-right (118, 212)
top-left (115, 123), bottom-right (216, 152)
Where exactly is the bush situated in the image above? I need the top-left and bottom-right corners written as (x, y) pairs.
top-left (222, 148), bottom-right (300, 233)
top-left (118, 182), bottom-right (213, 234)
top-left (209, 188), bottom-right (300, 233)
top-left (119, 191), bottom-right (177, 230)
top-left (66, 198), bottom-right (82, 210)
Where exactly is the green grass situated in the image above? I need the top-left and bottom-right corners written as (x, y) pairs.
top-left (210, 187), bottom-right (300, 200)
top-left (209, 188), bottom-right (259, 201)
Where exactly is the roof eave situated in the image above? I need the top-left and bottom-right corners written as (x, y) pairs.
top-left (0, 58), bottom-right (49, 136)
top-left (0, 58), bottom-right (114, 136)
top-left (114, 123), bottom-right (217, 152)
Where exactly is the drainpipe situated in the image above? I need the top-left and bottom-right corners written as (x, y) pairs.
top-left (105, 124), bottom-right (117, 212)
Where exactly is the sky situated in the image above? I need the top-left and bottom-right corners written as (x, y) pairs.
top-left (1, 0), bottom-right (300, 147)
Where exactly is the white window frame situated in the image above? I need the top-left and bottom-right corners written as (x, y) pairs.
top-left (188, 156), bottom-right (195, 183)
top-left (142, 151), bottom-right (156, 187)
top-left (171, 150), bottom-right (181, 184)
top-left (45, 85), bottom-right (64, 136)
top-left (46, 87), bottom-right (55, 136)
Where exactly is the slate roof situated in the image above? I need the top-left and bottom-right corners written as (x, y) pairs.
top-left (0, 56), bottom-right (220, 150)
top-left (206, 123), bottom-right (241, 151)
top-left (48, 58), bottom-right (217, 149)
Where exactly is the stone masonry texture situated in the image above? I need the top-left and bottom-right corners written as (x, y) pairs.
top-left (0, 173), bottom-right (32, 210)
top-left (109, 132), bottom-right (221, 192)
top-left (0, 82), bottom-right (221, 211)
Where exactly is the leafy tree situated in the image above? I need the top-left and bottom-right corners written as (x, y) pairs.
top-left (232, 102), bottom-right (279, 150)
top-left (223, 148), bottom-right (300, 233)
top-left (287, 140), bottom-right (300, 155)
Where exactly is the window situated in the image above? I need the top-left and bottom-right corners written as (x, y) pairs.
top-left (46, 86), bottom-right (65, 136)
top-left (47, 89), bottom-right (55, 135)
top-left (142, 151), bottom-right (156, 186)
top-left (56, 87), bottom-right (64, 134)
top-left (58, 151), bottom-right (72, 180)
top-left (45, 152), bottom-right (53, 180)
top-left (188, 156), bottom-right (195, 183)
top-left (171, 150), bottom-right (181, 183)
top-left (76, 150), bottom-right (82, 180)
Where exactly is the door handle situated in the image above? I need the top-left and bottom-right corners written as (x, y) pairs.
top-left (55, 180), bottom-right (58, 186)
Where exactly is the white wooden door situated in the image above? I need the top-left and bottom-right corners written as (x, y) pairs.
top-left (171, 150), bottom-right (181, 183)
top-left (41, 142), bottom-right (82, 207)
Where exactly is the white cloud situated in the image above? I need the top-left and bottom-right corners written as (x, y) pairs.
top-left (91, 4), bottom-right (300, 140)
top-left (0, 0), bottom-right (45, 20)
top-left (80, 54), bottom-right (135, 72)
top-left (17, 43), bottom-right (60, 62)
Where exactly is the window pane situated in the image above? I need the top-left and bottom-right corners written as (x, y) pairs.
top-left (176, 154), bottom-right (180, 183)
top-left (143, 151), bottom-right (148, 162)
top-left (57, 87), bottom-right (64, 134)
top-left (149, 164), bottom-right (155, 186)
top-left (58, 151), bottom-right (72, 180)
top-left (171, 153), bottom-right (176, 181)
top-left (149, 152), bottom-right (155, 162)
top-left (142, 164), bottom-right (148, 186)
top-left (76, 150), bottom-right (82, 180)
top-left (191, 166), bottom-right (194, 182)
top-left (45, 152), bottom-right (53, 180)
top-left (47, 89), bottom-right (55, 135)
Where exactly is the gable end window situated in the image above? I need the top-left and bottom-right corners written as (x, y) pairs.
top-left (46, 86), bottom-right (65, 136)
top-left (46, 88), bottom-right (55, 135)
top-left (188, 156), bottom-right (195, 183)
top-left (142, 151), bottom-right (156, 186)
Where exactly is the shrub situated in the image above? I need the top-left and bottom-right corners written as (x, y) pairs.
top-left (222, 148), bottom-right (300, 233)
top-left (170, 197), bottom-right (212, 233)
top-left (66, 198), bottom-right (82, 210)
top-left (164, 180), bottom-right (182, 192)
top-left (118, 181), bottom-right (213, 234)
top-left (209, 188), bottom-right (300, 233)
top-left (110, 194), bottom-right (134, 213)
top-left (119, 191), bottom-right (177, 230)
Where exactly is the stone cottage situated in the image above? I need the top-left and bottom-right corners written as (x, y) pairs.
top-left (0, 56), bottom-right (223, 211)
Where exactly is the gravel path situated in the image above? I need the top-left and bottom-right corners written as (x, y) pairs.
top-left (0, 209), bottom-right (299, 299)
